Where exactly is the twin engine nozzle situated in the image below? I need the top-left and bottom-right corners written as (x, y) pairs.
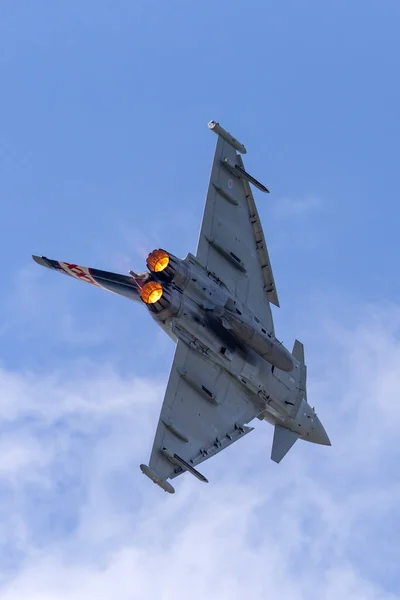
top-left (145, 249), bottom-right (189, 287)
top-left (138, 249), bottom-right (186, 315)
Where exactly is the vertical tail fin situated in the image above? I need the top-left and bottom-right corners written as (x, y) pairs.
top-left (285, 339), bottom-right (308, 421)
top-left (32, 255), bottom-right (145, 302)
top-left (292, 339), bottom-right (305, 364)
top-left (270, 339), bottom-right (306, 463)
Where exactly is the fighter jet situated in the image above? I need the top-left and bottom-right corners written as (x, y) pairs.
top-left (33, 120), bottom-right (330, 494)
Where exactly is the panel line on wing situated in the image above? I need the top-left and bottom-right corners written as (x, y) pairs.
top-left (161, 419), bottom-right (189, 443)
top-left (212, 182), bottom-right (239, 206)
top-left (177, 368), bottom-right (219, 405)
top-left (205, 237), bottom-right (246, 272)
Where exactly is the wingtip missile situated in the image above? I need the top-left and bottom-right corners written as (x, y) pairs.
top-left (208, 120), bottom-right (247, 154)
top-left (140, 464), bottom-right (175, 493)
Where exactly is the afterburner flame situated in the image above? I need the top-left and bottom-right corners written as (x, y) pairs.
top-left (139, 281), bottom-right (163, 304)
top-left (146, 249), bottom-right (169, 273)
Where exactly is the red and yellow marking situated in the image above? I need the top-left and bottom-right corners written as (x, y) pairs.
top-left (59, 263), bottom-right (102, 287)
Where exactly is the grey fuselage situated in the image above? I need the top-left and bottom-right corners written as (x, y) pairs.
top-left (146, 252), bottom-right (329, 447)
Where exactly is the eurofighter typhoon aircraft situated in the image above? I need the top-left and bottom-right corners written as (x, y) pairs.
top-left (33, 121), bottom-right (330, 494)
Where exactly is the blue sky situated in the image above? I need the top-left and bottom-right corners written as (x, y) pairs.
top-left (1, 1), bottom-right (400, 598)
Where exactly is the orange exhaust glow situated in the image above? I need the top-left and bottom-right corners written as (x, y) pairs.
top-left (139, 281), bottom-right (163, 304)
top-left (146, 249), bottom-right (169, 273)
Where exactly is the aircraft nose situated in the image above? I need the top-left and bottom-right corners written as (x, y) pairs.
top-left (312, 417), bottom-right (331, 446)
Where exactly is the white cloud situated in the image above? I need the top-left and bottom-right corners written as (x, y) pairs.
top-left (1, 306), bottom-right (400, 598)
top-left (0, 437), bottom-right (47, 474)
